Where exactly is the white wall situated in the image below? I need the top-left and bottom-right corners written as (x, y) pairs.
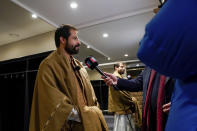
top-left (87, 67), bottom-right (114, 80)
top-left (87, 67), bottom-right (127, 80)
top-left (0, 31), bottom-right (56, 61)
top-left (0, 31), bottom-right (128, 80)
top-left (0, 31), bottom-right (112, 80)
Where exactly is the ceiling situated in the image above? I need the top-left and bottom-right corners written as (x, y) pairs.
top-left (0, 0), bottom-right (55, 46)
top-left (1, 0), bottom-right (159, 66)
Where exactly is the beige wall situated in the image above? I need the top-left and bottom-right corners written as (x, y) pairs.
top-left (0, 31), bottom-right (56, 61)
top-left (87, 67), bottom-right (127, 80)
top-left (0, 31), bottom-right (127, 80)
top-left (87, 67), bottom-right (114, 80)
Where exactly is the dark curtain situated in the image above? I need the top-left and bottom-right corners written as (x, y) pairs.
top-left (0, 73), bottom-right (26, 131)
top-left (91, 80), bottom-right (109, 110)
top-left (0, 51), bottom-right (50, 131)
top-left (24, 71), bottom-right (37, 131)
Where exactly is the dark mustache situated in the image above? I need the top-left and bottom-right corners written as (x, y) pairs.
top-left (74, 44), bottom-right (80, 48)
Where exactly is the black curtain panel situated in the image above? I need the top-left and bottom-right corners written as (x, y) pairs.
top-left (0, 73), bottom-right (26, 131)
top-left (91, 80), bottom-right (109, 110)
top-left (0, 51), bottom-right (51, 131)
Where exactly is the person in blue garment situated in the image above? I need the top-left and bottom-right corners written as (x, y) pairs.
top-left (137, 0), bottom-right (197, 130)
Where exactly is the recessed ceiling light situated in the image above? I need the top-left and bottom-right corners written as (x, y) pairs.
top-left (103, 33), bottom-right (109, 38)
top-left (87, 45), bottom-right (90, 48)
top-left (136, 64), bottom-right (140, 67)
top-left (70, 2), bottom-right (78, 9)
top-left (107, 57), bottom-right (111, 60)
top-left (124, 54), bottom-right (128, 57)
top-left (32, 14), bottom-right (37, 19)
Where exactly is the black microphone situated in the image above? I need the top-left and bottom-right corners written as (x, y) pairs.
top-left (85, 56), bottom-right (119, 90)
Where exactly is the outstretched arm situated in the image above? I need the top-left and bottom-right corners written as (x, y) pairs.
top-left (102, 71), bottom-right (143, 92)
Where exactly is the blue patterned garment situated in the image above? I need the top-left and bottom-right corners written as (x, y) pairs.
top-left (137, 0), bottom-right (197, 130)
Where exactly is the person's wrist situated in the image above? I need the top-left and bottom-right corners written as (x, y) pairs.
top-left (114, 78), bottom-right (118, 85)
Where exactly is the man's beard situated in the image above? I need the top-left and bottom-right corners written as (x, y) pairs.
top-left (118, 70), bottom-right (125, 75)
top-left (65, 44), bottom-right (80, 55)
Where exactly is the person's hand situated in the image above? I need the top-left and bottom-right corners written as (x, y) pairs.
top-left (101, 72), bottom-right (118, 86)
top-left (162, 102), bottom-right (171, 113)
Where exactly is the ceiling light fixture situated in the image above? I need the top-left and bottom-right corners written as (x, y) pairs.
top-left (107, 57), bottom-right (111, 60)
top-left (124, 54), bottom-right (128, 57)
top-left (103, 33), bottom-right (109, 38)
top-left (70, 2), bottom-right (78, 9)
top-left (87, 45), bottom-right (90, 48)
top-left (136, 64), bottom-right (140, 67)
top-left (32, 14), bottom-right (37, 19)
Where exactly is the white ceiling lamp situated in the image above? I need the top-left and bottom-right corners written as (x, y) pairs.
top-left (124, 54), bottom-right (128, 57)
top-left (32, 14), bottom-right (37, 19)
top-left (136, 64), bottom-right (140, 67)
top-left (70, 2), bottom-right (78, 9)
top-left (87, 45), bottom-right (90, 48)
top-left (103, 33), bottom-right (109, 38)
top-left (107, 57), bottom-right (111, 60)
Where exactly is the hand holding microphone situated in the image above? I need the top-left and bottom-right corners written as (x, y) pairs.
top-left (101, 72), bottom-right (118, 86)
top-left (85, 56), bottom-right (119, 90)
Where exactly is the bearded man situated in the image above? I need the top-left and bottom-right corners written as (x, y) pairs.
top-left (29, 24), bottom-right (108, 131)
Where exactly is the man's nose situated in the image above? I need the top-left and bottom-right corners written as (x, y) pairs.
top-left (78, 40), bottom-right (81, 45)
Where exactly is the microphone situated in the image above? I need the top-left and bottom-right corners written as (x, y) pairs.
top-left (85, 56), bottom-right (119, 90)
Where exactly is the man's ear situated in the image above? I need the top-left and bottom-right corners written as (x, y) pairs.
top-left (60, 36), bottom-right (66, 45)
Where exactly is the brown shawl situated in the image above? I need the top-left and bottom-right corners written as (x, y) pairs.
top-left (29, 49), bottom-right (108, 131)
top-left (108, 71), bottom-right (142, 127)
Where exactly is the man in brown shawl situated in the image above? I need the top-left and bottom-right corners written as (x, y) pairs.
top-left (29, 24), bottom-right (108, 131)
top-left (108, 62), bottom-right (142, 131)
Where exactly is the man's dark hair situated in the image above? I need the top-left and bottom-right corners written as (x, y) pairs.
top-left (114, 63), bottom-right (120, 70)
top-left (54, 24), bottom-right (77, 47)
